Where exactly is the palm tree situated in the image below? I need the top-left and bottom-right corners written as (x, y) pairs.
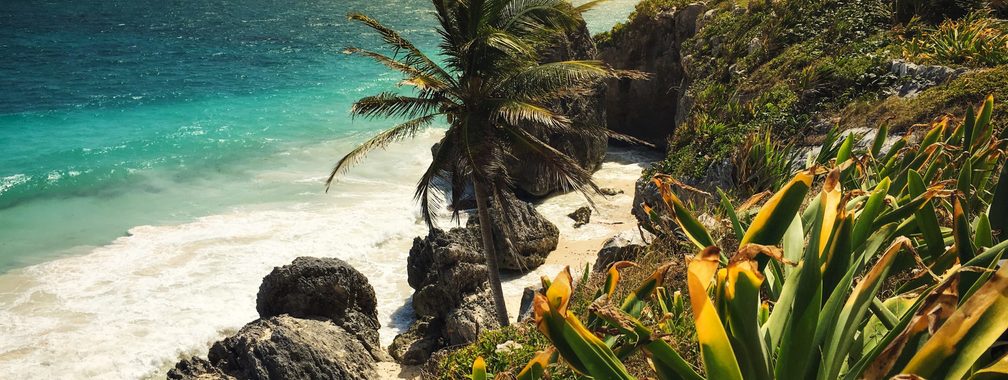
top-left (327, 0), bottom-right (637, 327)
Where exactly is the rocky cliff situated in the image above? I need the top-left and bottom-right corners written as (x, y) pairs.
top-left (597, 3), bottom-right (706, 148)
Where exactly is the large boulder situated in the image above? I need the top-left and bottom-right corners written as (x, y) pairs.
top-left (394, 194), bottom-right (557, 364)
top-left (599, 3), bottom-right (706, 147)
top-left (167, 357), bottom-right (235, 380)
top-left (509, 17), bottom-right (608, 197)
top-left (205, 316), bottom-right (378, 380)
top-left (256, 257), bottom-right (383, 359)
top-left (407, 227), bottom-right (489, 319)
top-left (594, 232), bottom-right (647, 272)
top-left (442, 290), bottom-right (499, 346)
top-left (468, 192), bottom-right (559, 271)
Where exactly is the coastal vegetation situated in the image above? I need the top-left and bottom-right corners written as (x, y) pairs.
top-left (455, 96), bottom-right (1008, 379)
top-left (327, 0), bottom-right (634, 326)
top-left (428, 1), bottom-right (1008, 377)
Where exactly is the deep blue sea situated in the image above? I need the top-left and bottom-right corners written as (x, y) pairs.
top-left (0, 0), bottom-right (638, 377)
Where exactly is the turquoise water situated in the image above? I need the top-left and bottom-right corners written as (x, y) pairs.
top-left (0, 0), bottom-right (637, 270)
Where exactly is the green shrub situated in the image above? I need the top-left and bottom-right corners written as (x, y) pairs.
top-left (902, 10), bottom-right (1008, 67)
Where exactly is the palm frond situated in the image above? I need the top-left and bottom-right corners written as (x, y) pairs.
top-left (326, 113), bottom-right (440, 190)
top-left (415, 128), bottom-right (465, 227)
top-left (351, 92), bottom-right (448, 120)
top-left (493, 100), bottom-right (570, 130)
top-left (344, 47), bottom-right (453, 93)
top-left (500, 124), bottom-right (601, 203)
top-left (573, 0), bottom-right (609, 14)
top-left (348, 12), bottom-right (456, 85)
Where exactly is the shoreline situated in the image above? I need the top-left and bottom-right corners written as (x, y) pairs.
top-left (378, 147), bottom-right (655, 379)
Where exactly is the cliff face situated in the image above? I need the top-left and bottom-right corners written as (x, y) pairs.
top-left (509, 18), bottom-right (608, 197)
top-left (597, 4), bottom-right (706, 148)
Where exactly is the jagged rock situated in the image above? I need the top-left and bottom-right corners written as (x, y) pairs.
top-left (256, 257), bottom-right (384, 360)
top-left (389, 317), bottom-right (442, 365)
top-left (889, 59), bottom-right (967, 98)
top-left (510, 17), bottom-right (607, 197)
top-left (406, 228), bottom-right (489, 319)
top-left (568, 206), bottom-right (592, 228)
top-left (468, 192), bottom-right (559, 272)
top-left (599, 187), bottom-right (624, 196)
top-left (167, 357), bottom-right (235, 380)
top-left (631, 177), bottom-right (665, 234)
top-left (594, 232), bottom-right (647, 272)
top-left (206, 316), bottom-right (377, 380)
top-left (516, 286), bottom-right (540, 322)
top-left (443, 289), bottom-right (499, 346)
top-left (599, 3), bottom-right (706, 147)
top-left (397, 194), bottom-right (555, 363)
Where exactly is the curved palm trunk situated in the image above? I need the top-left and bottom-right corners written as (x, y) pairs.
top-left (472, 178), bottom-right (511, 327)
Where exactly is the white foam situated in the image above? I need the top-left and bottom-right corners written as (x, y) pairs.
top-left (0, 134), bottom-right (656, 380)
top-left (0, 130), bottom-right (445, 379)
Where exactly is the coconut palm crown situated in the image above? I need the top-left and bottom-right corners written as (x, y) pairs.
top-left (328, 0), bottom-right (639, 326)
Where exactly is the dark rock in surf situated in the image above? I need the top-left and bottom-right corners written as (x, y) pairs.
top-left (568, 206), bottom-right (592, 228)
top-left (207, 315), bottom-right (377, 380)
top-left (256, 256), bottom-right (384, 360)
top-left (167, 357), bottom-right (235, 380)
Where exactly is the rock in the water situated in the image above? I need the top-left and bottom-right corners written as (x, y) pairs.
top-left (598, 3), bottom-right (706, 148)
top-left (167, 357), bottom-right (235, 380)
top-left (188, 315), bottom-right (378, 380)
top-left (594, 232), bottom-right (647, 272)
top-left (567, 206), bottom-right (592, 228)
top-left (256, 257), bottom-right (383, 359)
top-left (599, 187), bottom-right (624, 196)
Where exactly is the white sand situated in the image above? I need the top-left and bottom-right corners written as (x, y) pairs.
top-left (377, 147), bottom-right (656, 379)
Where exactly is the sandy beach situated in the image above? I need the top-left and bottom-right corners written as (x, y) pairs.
top-left (377, 147), bottom-right (655, 379)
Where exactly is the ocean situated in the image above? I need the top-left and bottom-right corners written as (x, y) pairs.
top-left (0, 0), bottom-right (640, 378)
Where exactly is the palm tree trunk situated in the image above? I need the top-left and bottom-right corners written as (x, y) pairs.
top-left (472, 178), bottom-right (511, 327)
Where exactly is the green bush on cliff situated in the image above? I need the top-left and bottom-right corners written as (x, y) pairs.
top-left (843, 63), bottom-right (1008, 130)
top-left (653, 0), bottom-right (896, 181)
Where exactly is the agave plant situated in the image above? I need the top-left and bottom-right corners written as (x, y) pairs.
top-left (477, 97), bottom-right (1008, 379)
top-left (903, 10), bottom-right (1008, 67)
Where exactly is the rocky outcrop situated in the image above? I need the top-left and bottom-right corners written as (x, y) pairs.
top-left (167, 357), bottom-right (235, 380)
top-left (169, 258), bottom-right (385, 379)
top-left (599, 3), bottom-right (706, 148)
top-left (889, 59), bottom-right (967, 98)
top-left (469, 192), bottom-right (559, 271)
top-left (631, 177), bottom-right (665, 234)
top-left (395, 194), bottom-right (556, 363)
top-left (215, 316), bottom-right (377, 380)
top-left (256, 257), bottom-right (384, 359)
top-left (170, 316), bottom-right (377, 380)
top-left (594, 232), bottom-right (647, 272)
top-left (568, 206), bottom-right (592, 228)
top-left (510, 18), bottom-right (608, 197)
